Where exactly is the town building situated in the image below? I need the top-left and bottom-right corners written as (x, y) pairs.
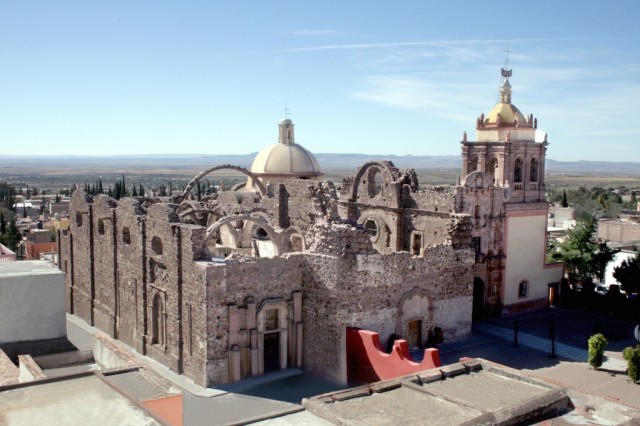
top-left (58, 67), bottom-right (562, 387)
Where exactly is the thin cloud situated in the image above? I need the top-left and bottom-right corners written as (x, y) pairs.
top-left (281, 29), bottom-right (345, 36)
top-left (281, 38), bottom-right (619, 53)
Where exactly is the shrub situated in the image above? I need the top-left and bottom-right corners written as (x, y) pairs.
top-left (623, 345), bottom-right (640, 383)
top-left (587, 333), bottom-right (608, 369)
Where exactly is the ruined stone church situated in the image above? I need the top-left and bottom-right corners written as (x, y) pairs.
top-left (58, 67), bottom-right (562, 387)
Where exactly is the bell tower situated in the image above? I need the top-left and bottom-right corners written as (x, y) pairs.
top-left (460, 66), bottom-right (548, 204)
top-left (457, 62), bottom-right (563, 317)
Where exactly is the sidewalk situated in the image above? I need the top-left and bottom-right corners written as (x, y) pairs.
top-left (472, 321), bottom-right (628, 371)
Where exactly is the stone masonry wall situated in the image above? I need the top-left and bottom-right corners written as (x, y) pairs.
top-left (301, 244), bottom-right (474, 383)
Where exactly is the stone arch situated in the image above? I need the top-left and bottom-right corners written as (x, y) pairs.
top-left (463, 171), bottom-right (493, 189)
top-left (182, 165), bottom-right (266, 199)
top-left (205, 213), bottom-right (281, 256)
top-left (396, 287), bottom-right (434, 348)
top-left (350, 161), bottom-right (402, 202)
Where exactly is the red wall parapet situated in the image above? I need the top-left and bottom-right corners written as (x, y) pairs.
top-left (346, 327), bottom-right (441, 383)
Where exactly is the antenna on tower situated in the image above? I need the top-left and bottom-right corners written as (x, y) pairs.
top-left (502, 49), bottom-right (512, 75)
top-left (497, 49), bottom-right (513, 102)
top-left (282, 106), bottom-right (291, 119)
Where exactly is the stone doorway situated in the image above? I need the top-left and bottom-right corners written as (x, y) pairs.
top-left (263, 332), bottom-right (280, 373)
top-left (472, 277), bottom-right (485, 321)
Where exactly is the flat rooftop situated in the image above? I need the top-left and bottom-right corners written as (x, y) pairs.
top-left (0, 260), bottom-right (62, 277)
top-left (0, 374), bottom-right (161, 426)
top-left (303, 359), bottom-right (570, 426)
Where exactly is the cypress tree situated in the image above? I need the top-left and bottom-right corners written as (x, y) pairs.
top-left (0, 211), bottom-right (5, 234)
top-left (561, 189), bottom-right (568, 208)
top-left (139, 183), bottom-right (144, 197)
top-left (132, 184), bottom-right (138, 197)
top-left (22, 204), bottom-right (27, 218)
top-left (107, 186), bottom-right (113, 197)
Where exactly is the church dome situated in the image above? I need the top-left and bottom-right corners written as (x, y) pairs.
top-left (484, 74), bottom-right (528, 127)
top-left (485, 102), bottom-right (526, 126)
top-left (250, 118), bottom-right (322, 178)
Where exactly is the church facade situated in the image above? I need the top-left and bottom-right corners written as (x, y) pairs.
top-left (58, 67), bottom-right (562, 387)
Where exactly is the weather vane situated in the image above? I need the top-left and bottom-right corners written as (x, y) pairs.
top-left (501, 49), bottom-right (512, 77)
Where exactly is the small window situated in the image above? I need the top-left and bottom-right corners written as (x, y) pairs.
top-left (411, 233), bottom-right (422, 255)
top-left (518, 281), bottom-right (528, 298)
top-left (265, 308), bottom-right (278, 331)
top-left (97, 219), bottom-right (105, 235)
top-left (472, 237), bottom-right (481, 262)
top-left (363, 219), bottom-right (378, 238)
top-left (151, 236), bottom-right (163, 255)
top-left (122, 227), bottom-right (131, 245)
top-left (75, 212), bottom-right (83, 227)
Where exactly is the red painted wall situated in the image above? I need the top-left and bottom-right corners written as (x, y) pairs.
top-left (346, 327), bottom-right (441, 383)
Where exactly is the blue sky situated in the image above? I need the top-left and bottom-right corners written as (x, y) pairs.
top-left (1, 1), bottom-right (639, 161)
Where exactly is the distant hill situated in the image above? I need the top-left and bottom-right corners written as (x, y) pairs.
top-left (0, 154), bottom-right (639, 175)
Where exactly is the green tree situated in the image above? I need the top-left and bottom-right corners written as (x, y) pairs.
top-left (613, 252), bottom-right (640, 295)
top-left (0, 211), bottom-right (5, 234)
top-left (555, 215), bottom-right (616, 283)
top-left (132, 184), bottom-right (138, 197)
top-left (623, 345), bottom-right (640, 382)
top-left (5, 218), bottom-right (22, 252)
top-left (561, 189), bottom-right (568, 208)
top-left (588, 333), bottom-right (608, 369)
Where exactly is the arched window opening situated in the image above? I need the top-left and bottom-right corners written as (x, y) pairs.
top-left (367, 168), bottom-right (383, 198)
top-left (518, 280), bottom-right (528, 298)
top-left (97, 219), bottom-right (105, 235)
top-left (290, 234), bottom-right (303, 252)
top-left (255, 227), bottom-right (269, 240)
top-left (75, 212), bottom-right (83, 227)
top-left (151, 236), bottom-right (163, 255)
top-left (487, 157), bottom-right (498, 182)
top-left (152, 293), bottom-right (164, 345)
top-left (529, 158), bottom-right (538, 183)
top-left (468, 156), bottom-right (479, 173)
top-left (514, 158), bottom-right (523, 183)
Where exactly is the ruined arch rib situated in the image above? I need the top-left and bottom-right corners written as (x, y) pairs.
top-left (182, 164), bottom-right (267, 199)
top-left (204, 213), bottom-right (280, 256)
top-left (349, 161), bottom-right (402, 202)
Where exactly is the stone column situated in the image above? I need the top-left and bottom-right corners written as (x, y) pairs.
top-left (478, 152), bottom-right (486, 173)
top-left (247, 301), bottom-right (258, 376)
top-left (293, 292), bottom-right (303, 368)
top-left (227, 305), bottom-right (241, 382)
